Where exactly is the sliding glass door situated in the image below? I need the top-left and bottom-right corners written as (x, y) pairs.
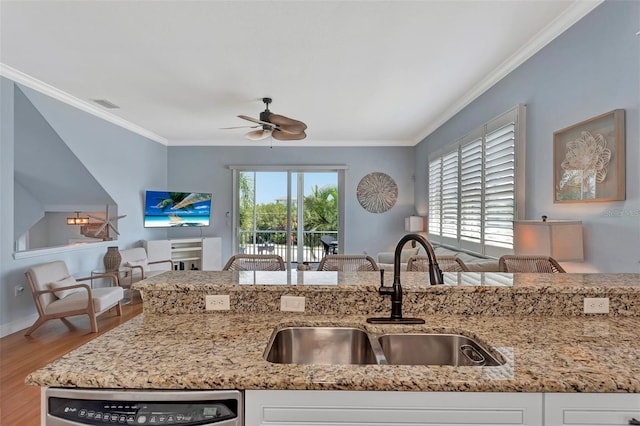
top-left (233, 167), bottom-right (343, 268)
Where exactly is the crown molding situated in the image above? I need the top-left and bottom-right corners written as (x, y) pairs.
top-left (168, 139), bottom-right (415, 147)
top-left (415, 0), bottom-right (604, 144)
top-left (0, 63), bottom-right (168, 145)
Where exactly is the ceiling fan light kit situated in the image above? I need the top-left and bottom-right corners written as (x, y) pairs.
top-left (233, 97), bottom-right (307, 141)
top-left (245, 129), bottom-right (272, 141)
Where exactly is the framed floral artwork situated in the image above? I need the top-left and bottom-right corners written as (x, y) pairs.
top-left (553, 109), bottom-right (625, 203)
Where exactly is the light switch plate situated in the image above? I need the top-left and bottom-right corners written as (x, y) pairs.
top-left (583, 297), bottom-right (609, 314)
top-left (205, 295), bottom-right (230, 311)
top-left (281, 296), bottom-right (305, 312)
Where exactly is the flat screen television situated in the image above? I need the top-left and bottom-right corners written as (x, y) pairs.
top-left (144, 191), bottom-right (212, 227)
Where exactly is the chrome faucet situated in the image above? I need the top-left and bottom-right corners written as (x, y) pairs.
top-left (367, 233), bottom-right (443, 324)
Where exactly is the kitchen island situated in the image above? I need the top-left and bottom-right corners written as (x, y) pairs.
top-left (27, 271), bottom-right (640, 424)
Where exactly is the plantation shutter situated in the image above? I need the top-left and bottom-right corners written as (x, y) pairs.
top-left (440, 150), bottom-right (459, 244)
top-left (484, 111), bottom-right (516, 254)
top-left (459, 134), bottom-right (483, 252)
top-left (425, 105), bottom-right (523, 257)
top-left (428, 158), bottom-right (442, 238)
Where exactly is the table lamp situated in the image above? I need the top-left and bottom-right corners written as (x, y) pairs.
top-left (405, 216), bottom-right (425, 233)
top-left (513, 216), bottom-right (584, 261)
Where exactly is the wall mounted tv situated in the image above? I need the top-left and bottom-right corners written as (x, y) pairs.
top-left (144, 191), bottom-right (212, 227)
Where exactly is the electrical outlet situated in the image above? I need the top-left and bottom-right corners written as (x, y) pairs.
top-left (280, 296), bottom-right (305, 312)
top-left (14, 286), bottom-right (24, 297)
top-left (584, 297), bottom-right (609, 314)
top-left (205, 295), bottom-right (230, 311)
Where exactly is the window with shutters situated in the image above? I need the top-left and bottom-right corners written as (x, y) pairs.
top-left (427, 105), bottom-right (525, 258)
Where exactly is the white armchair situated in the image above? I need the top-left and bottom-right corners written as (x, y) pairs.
top-left (120, 247), bottom-right (173, 281)
top-left (24, 261), bottom-right (123, 336)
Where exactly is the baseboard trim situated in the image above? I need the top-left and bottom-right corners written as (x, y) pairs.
top-left (0, 314), bottom-right (38, 338)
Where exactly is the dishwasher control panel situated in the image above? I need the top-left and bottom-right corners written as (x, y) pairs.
top-left (45, 389), bottom-right (242, 426)
top-left (49, 398), bottom-right (236, 425)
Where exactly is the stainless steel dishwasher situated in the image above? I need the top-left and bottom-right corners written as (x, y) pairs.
top-left (44, 388), bottom-right (242, 425)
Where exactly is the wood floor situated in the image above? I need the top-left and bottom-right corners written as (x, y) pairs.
top-left (0, 301), bottom-right (143, 426)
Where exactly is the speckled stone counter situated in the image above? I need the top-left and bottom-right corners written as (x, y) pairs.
top-left (133, 271), bottom-right (640, 316)
top-left (27, 272), bottom-right (640, 393)
top-left (27, 312), bottom-right (640, 393)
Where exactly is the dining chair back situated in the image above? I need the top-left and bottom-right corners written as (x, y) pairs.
top-left (498, 255), bottom-right (566, 273)
top-left (317, 254), bottom-right (379, 271)
top-left (222, 254), bottom-right (286, 271)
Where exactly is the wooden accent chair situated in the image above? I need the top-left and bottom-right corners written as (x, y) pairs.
top-left (120, 247), bottom-right (173, 281)
top-left (498, 255), bottom-right (566, 273)
top-left (317, 255), bottom-right (379, 271)
top-left (406, 255), bottom-right (470, 272)
top-left (24, 261), bottom-right (123, 336)
top-left (223, 254), bottom-right (286, 271)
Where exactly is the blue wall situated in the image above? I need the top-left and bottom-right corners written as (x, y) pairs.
top-left (166, 145), bottom-right (417, 264)
top-left (0, 78), bottom-right (169, 335)
top-left (415, 0), bottom-right (640, 272)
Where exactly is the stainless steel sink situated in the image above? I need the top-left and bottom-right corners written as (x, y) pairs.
top-left (264, 327), bottom-right (380, 365)
top-left (264, 327), bottom-right (504, 367)
top-left (378, 333), bottom-right (504, 366)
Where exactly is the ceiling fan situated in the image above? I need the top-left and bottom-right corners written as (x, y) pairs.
top-left (225, 97), bottom-right (307, 141)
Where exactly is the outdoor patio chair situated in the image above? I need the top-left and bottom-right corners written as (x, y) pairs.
top-left (406, 255), bottom-right (469, 272)
top-left (320, 235), bottom-right (338, 255)
top-left (317, 254), bottom-right (379, 271)
top-left (223, 254), bottom-right (286, 271)
top-left (498, 255), bottom-right (566, 273)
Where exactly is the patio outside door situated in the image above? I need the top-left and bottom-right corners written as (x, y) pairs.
top-left (236, 169), bottom-right (339, 268)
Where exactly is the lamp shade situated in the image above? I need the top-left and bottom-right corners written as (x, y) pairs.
top-left (405, 216), bottom-right (424, 232)
top-left (513, 220), bottom-right (584, 261)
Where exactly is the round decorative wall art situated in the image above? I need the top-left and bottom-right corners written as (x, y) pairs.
top-left (356, 172), bottom-right (398, 213)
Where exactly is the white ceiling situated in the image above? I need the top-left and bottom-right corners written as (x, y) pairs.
top-left (0, 0), bottom-right (601, 147)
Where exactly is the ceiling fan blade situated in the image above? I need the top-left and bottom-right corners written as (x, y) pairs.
top-left (238, 115), bottom-right (274, 128)
top-left (245, 129), bottom-right (272, 141)
top-left (268, 114), bottom-right (307, 134)
top-left (220, 124), bottom-right (260, 130)
top-left (273, 129), bottom-right (307, 141)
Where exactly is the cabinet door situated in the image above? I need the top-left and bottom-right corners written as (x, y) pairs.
top-left (544, 393), bottom-right (640, 425)
top-left (201, 237), bottom-right (222, 271)
top-left (245, 390), bottom-right (543, 425)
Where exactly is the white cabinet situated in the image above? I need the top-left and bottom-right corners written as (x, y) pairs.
top-left (201, 237), bottom-right (222, 270)
top-left (143, 237), bottom-right (222, 271)
top-left (245, 391), bottom-right (640, 425)
top-left (244, 390), bottom-right (543, 425)
top-left (544, 393), bottom-right (640, 425)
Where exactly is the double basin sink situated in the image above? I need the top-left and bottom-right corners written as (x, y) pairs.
top-left (265, 326), bottom-right (505, 367)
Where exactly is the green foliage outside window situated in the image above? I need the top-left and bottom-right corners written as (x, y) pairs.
top-left (238, 170), bottom-right (338, 248)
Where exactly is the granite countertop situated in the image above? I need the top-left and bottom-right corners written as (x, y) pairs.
top-left (26, 272), bottom-right (640, 393)
top-left (134, 271), bottom-right (640, 317)
top-left (131, 270), bottom-right (640, 292)
top-left (26, 312), bottom-right (640, 393)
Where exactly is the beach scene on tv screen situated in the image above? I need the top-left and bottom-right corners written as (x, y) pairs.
top-left (144, 191), bottom-right (212, 227)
